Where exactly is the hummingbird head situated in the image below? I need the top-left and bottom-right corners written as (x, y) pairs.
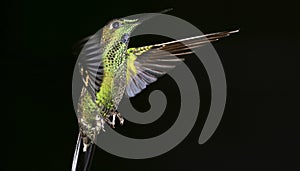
top-left (101, 18), bottom-right (140, 44)
top-left (101, 9), bottom-right (172, 45)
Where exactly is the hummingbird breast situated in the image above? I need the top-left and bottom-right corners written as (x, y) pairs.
top-left (95, 41), bottom-right (128, 111)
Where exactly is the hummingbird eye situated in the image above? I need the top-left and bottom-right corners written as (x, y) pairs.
top-left (112, 22), bottom-right (120, 29)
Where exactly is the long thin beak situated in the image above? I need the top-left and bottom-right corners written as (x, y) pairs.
top-left (137, 8), bottom-right (173, 24)
top-left (123, 8), bottom-right (173, 26)
top-left (138, 8), bottom-right (173, 24)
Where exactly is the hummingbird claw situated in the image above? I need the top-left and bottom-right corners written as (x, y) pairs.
top-left (111, 114), bottom-right (116, 128)
top-left (116, 113), bottom-right (124, 125)
top-left (104, 117), bottom-right (114, 128)
top-left (104, 112), bottom-right (124, 128)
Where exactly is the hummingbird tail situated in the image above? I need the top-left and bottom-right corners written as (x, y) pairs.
top-left (71, 132), bottom-right (96, 171)
top-left (82, 142), bottom-right (95, 171)
top-left (71, 132), bottom-right (82, 171)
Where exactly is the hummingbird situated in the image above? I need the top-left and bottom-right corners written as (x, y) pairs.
top-left (72, 10), bottom-right (239, 171)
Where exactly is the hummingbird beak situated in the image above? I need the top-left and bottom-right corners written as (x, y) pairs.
top-left (123, 8), bottom-right (173, 26)
top-left (136, 8), bottom-right (173, 24)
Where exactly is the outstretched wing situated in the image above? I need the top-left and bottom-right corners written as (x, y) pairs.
top-left (77, 32), bottom-right (104, 100)
top-left (125, 30), bottom-right (239, 97)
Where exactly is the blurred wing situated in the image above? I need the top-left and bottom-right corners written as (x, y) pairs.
top-left (77, 32), bottom-right (104, 100)
top-left (125, 30), bottom-right (239, 97)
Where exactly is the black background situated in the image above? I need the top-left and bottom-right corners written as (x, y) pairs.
top-left (3, 0), bottom-right (299, 170)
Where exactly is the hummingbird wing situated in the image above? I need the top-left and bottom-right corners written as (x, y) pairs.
top-left (77, 33), bottom-right (104, 100)
top-left (125, 30), bottom-right (239, 97)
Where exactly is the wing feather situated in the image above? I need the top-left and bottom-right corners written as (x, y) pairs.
top-left (77, 31), bottom-right (105, 99)
top-left (125, 30), bottom-right (239, 97)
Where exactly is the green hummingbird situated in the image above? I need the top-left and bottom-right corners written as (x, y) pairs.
top-left (72, 11), bottom-right (238, 171)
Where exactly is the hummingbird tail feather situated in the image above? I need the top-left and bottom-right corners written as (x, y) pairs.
top-left (71, 132), bottom-right (82, 171)
top-left (82, 143), bottom-right (96, 171)
top-left (71, 133), bottom-right (96, 171)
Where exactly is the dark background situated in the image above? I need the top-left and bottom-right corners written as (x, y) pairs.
top-left (3, 0), bottom-right (299, 170)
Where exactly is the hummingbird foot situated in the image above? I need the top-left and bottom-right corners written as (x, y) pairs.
top-left (116, 112), bottom-right (124, 125)
top-left (104, 111), bottom-right (125, 128)
top-left (111, 114), bottom-right (116, 128)
top-left (104, 116), bottom-right (115, 128)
